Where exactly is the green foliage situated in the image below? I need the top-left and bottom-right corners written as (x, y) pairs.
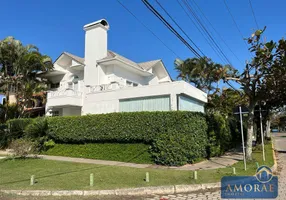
top-left (0, 124), bottom-right (8, 148)
top-left (5, 118), bottom-right (33, 146)
top-left (9, 138), bottom-right (37, 158)
top-left (24, 117), bottom-right (48, 138)
top-left (151, 130), bottom-right (208, 166)
top-left (43, 139), bottom-right (55, 150)
top-left (47, 111), bottom-right (206, 144)
top-left (206, 114), bottom-right (232, 157)
top-left (44, 143), bottom-right (153, 164)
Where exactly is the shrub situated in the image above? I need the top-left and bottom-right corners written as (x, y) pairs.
top-left (151, 130), bottom-right (208, 166)
top-left (9, 138), bottom-right (37, 158)
top-left (43, 143), bottom-right (153, 164)
top-left (7, 118), bottom-right (33, 140)
top-left (43, 139), bottom-right (55, 150)
top-left (24, 117), bottom-right (48, 139)
top-left (0, 124), bottom-right (8, 149)
top-left (206, 114), bottom-right (232, 157)
top-left (47, 111), bottom-right (207, 144)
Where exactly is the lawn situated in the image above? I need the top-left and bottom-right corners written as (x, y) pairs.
top-left (0, 143), bottom-right (274, 190)
top-left (43, 143), bottom-right (153, 164)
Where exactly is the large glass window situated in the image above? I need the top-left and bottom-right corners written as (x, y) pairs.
top-left (119, 95), bottom-right (170, 112)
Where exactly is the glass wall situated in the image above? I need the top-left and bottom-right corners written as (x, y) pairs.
top-left (119, 95), bottom-right (170, 112)
top-left (178, 95), bottom-right (205, 113)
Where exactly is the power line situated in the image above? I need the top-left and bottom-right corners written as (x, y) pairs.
top-left (223, 0), bottom-right (252, 56)
top-left (190, 0), bottom-right (244, 66)
top-left (176, 0), bottom-right (226, 64)
top-left (116, 0), bottom-right (180, 58)
top-left (248, 0), bottom-right (259, 29)
top-left (182, 0), bottom-right (234, 66)
top-left (155, 0), bottom-right (205, 57)
top-left (141, 0), bottom-right (202, 58)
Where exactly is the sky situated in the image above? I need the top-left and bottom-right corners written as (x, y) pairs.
top-left (0, 0), bottom-right (285, 82)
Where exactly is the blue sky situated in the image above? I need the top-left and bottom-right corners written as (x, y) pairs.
top-left (0, 0), bottom-right (285, 81)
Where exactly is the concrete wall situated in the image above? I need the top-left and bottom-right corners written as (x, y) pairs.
top-left (82, 81), bottom-right (207, 115)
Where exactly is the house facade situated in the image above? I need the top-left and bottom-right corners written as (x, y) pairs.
top-left (42, 19), bottom-right (207, 116)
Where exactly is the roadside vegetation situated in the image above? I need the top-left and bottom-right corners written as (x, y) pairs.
top-left (0, 143), bottom-right (273, 190)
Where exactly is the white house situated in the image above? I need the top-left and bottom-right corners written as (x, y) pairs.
top-left (42, 19), bottom-right (207, 116)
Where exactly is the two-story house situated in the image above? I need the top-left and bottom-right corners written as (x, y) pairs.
top-left (41, 19), bottom-right (207, 116)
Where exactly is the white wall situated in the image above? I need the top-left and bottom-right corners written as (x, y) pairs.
top-left (82, 81), bottom-right (207, 114)
top-left (84, 23), bottom-right (108, 86)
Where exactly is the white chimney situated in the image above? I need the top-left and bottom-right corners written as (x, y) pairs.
top-left (83, 19), bottom-right (110, 86)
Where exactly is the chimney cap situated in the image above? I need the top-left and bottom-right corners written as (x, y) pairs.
top-left (84, 19), bottom-right (110, 31)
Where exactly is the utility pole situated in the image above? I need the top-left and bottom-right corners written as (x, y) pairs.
top-left (259, 103), bottom-right (266, 161)
top-left (239, 106), bottom-right (247, 171)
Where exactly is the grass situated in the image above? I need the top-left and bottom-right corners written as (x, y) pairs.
top-left (0, 192), bottom-right (146, 200)
top-left (42, 143), bottom-right (153, 164)
top-left (0, 143), bottom-right (274, 190)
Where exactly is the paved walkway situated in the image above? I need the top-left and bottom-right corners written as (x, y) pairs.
top-left (0, 150), bottom-right (242, 171)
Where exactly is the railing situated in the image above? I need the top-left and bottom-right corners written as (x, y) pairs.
top-left (47, 89), bottom-right (82, 98)
top-left (88, 82), bottom-right (125, 93)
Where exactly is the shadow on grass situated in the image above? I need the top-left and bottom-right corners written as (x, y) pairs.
top-left (0, 149), bottom-right (150, 186)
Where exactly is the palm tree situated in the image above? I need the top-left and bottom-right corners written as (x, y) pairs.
top-left (0, 36), bottom-right (53, 120)
top-left (174, 57), bottom-right (235, 95)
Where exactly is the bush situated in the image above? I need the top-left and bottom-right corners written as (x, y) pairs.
top-left (151, 130), bottom-right (208, 166)
top-left (206, 114), bottom-right (232, 157)
top-left (43, 139), bottom-right (55, 150)
top-left (0, 124), bottom-right (8, 149)
top-left (24, 117), bottom-right (48, 139)
top-left (43, 143), bottom-right (153, 164)
top-left (7, 118), bottom-right (33, 140)
top-left (47, 111), bottom-right (207, 144)
top-left (9, 138), bottom-right (37, 158)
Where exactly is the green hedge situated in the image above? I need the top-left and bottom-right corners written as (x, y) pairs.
top-left (43, 143), bottom-right (153, 164)
top-left (47, 112), bottom-right (207, 144)
top-left (2, 111), bottom-right (238, 166)
top-left (206, 114), bottom-right (233, 157)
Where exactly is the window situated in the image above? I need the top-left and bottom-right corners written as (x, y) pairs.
top-left (52, 111), bottom-right (59, 116)
top-left (50, 83), bottom-right (60, 89)
top-left (126, 80), bottom-right (139, 87)
top-left (126, 80), bottom-right (133, 86)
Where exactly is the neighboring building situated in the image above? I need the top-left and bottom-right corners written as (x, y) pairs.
top-left (41, 19), bottom-right (207, 117)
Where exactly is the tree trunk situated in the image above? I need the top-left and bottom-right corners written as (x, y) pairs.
top-left (266, 120), bottom-right (271, 138)
top-left (246, 103), bottom-right (255, 161)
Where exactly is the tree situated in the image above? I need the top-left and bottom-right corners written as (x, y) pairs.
top-left (224, 28), bottom-right (286, 160)
top-left (175, 57), bottom-right (236, 96)
top-left (0, 36), bottom-right (53, 120)
top-left (175, 29), bottom-right (286, 160)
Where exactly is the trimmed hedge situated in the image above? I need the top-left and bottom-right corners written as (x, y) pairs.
top-left (47, 112), bottom-right (207, 144)
top-left (43, 143), bottom-right (153, 164)
top-left (206, 114), bottom-right (233, 157)
top-left (2, 111), bottom-right (238, 166)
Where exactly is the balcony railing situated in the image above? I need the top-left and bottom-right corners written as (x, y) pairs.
top-left (88, 82), bottom-right (125, 93)
top-left (47, 89), bottom-right (82, 98)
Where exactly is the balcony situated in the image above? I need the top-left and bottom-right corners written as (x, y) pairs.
top-left (47, 89), bottom-right (83, 107)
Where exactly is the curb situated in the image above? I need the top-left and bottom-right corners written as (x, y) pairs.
top-left (0, 183), bottom-right (221, 196)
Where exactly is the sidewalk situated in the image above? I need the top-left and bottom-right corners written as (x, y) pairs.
top-left (0, 150), bottom-right (243, 171)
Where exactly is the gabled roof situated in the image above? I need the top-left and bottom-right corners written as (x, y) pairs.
top-left (101, 50), bottom-right (164, 72)
top-left (138, 59), bottom-right (161, 70)
top-left (62, 52), bottom-right (85, 65)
